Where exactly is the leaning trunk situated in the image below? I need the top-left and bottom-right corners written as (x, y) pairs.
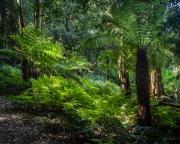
top-left (151, 68), bottom-right (164, 98)
top-left (136, 48), bottom-right (151, 126)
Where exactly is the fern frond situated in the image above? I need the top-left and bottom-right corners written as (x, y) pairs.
top-left (0, 48), bottom-right (21, 59)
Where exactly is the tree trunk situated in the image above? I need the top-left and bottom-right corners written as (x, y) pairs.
top-left (0, 0), bottom-right (6, 49)
top-left (34, 0), bottom-right (41, 29)
top-left (118, 57), bottom-right (131, 95)
top-left (151, 68), bottom-right (164, 98)
top-left (21, 58), bottom-right (29, 80)
top-left (17, 0), bottom-right (29, 81)
top-left (136, 48), bottom-right (151, 126)
top-left (31, 0), bottom-right (41, 78)
top-left (17, 0), bottom-right (25, 28)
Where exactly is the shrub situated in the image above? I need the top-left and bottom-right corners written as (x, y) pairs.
top-left (11, 25), bottom-right (89, 77)
top-left (10, 75), bottom-right (132, 125)
top-left (163, 68), bottom-right (180, 99)
top-left (11, 25), bottom-right (64, 74)
top-left (151, 98), bottom-right (180, 128)
top-left (0, 65), bottom-right (29, 95)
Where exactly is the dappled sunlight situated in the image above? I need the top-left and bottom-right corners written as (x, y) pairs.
top-left (0, 0), bottom-right (179, 143)
top-left (0, 114), bottom-right (23, 122)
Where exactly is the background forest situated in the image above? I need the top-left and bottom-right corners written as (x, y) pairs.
top-left (0, 0), bottom-right (179, 143)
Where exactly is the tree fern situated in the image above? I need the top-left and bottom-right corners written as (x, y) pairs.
top-left (11, 24), bottom-right (89, 76)
top-left (0, 48), bottom-right (21, 60)
top-left (11, 25), bottom-right (64, 73)
top-left (0, 48), bottom-right (21, 67)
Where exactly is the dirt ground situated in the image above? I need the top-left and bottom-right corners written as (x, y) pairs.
top-left (0, 96), bottom-right (90, 144)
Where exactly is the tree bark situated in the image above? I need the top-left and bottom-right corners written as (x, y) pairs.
top-left (118, 56), bottom-right (131, 95)
top-left (151, 68), bottom-right (164, 98)
top-left (21, 58), bottom-right (29, 80)
top-left (17, 0), bottom-right (25, 28)
top-left (34, 0), bottom-right (41, 29)
top-left (17, 0), bottom-right (29, 81)
top-left (31, 0), bottom-right (41, 77)
top-left (0, 0), bottom-right (6, 49)
top-left (136, 48), bottom-right (151, 126)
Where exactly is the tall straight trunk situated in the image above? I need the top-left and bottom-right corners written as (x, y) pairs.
top-left (34, 0), bottom-right (41, 29)
top-left (17, 0), bottom-right (29, 81)
top-left (136, 48), bottom-right (151, 126)
top-left (0, 0), bottom-right (6, 49)
top-left (31, 0), bottom-right (41, 78)
top-left (118, 56), bottom-right (131, 95)
top-left (17, 0), bottom-right (24, 28)
top-left (151, 68), bottom-right (164, 98)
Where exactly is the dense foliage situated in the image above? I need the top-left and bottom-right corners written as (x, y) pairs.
top-left (0, 65), bottom-right (29, 95)
top-left (0, 0), bottom-right (179, 143)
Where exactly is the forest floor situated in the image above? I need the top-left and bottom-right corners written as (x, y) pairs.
top-left (0, 95), bottom-right (179, 144)
top-left (0, 96), bottom-right (91, 144)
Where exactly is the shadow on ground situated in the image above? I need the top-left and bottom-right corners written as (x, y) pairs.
top-left (0, 96), bottom-right (91, 144)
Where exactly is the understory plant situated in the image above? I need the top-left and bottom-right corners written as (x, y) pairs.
top-left (11, 25), bottom-right (89, 76)
top-left (10, 75), bottom-right (136, 126)
top-left (0, 64), bottom-right (29, 95)
top-left (163, 68), bottom-right (180, 99)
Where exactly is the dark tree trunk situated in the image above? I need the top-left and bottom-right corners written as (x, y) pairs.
top-left (17, 0), bottom-right (29, 81)
top-left (151, 68), bottom-right (164, 98)
top-left (0, 0), bottom-right (6, 49)
top-left (21, 58), bottom-right (29, 81)
top-left (34, 0), bottom-right (41, 29)
top-left (136, 48), bottom-right (151, 126)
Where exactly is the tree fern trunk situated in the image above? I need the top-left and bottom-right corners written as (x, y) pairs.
top-left (21, 58), bottom-right (29, 81)
top-left (151, 68), bottom-right (164, 98)
top-left (118, 57), bottom-right (131, 96)
top-left (136, 48), bottom-right (151, 126)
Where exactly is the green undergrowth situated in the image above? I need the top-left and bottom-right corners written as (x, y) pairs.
top-left (152, 102), bottom-right (180, 128)
top-left (9, 75), bottom-right (180, 129)
top-left (0, 64), bottom-right (29, 95)
top-left (163, 68), bottom-right (180, 99)
top-left (10, 75), bottom-right (136, 126)
top-left (151, 98), bottom-right (180, 128)
top-left (8, 75), bottom-right (180, 144)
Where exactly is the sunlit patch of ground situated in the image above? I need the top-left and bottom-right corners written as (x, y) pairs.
top-left (0, 96), bottom-right (87, 144)
top-left (0, 114), bottom-right (24, 121)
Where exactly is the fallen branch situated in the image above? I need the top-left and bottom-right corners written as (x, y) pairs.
top-left (159, 101), bottom-right (180, 108)
top-left (153, 101), bottom-right (180, 108)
